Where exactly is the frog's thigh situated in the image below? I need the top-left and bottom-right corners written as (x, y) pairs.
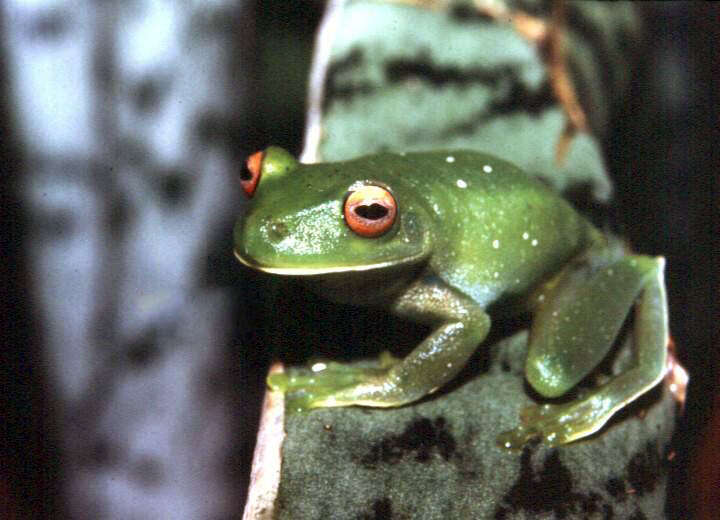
top-left (498, 256), bottom-right (668, 448)
top-left (526, 256), bottom-right (668, 398)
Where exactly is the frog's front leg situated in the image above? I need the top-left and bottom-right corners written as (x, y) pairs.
top-left (268, 276), bottom-right (490, 411)
top-left (497, 255), bottom-right (668, 449)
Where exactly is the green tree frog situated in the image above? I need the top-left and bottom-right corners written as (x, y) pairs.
top-left (234, 146), bottom-right (669, 449)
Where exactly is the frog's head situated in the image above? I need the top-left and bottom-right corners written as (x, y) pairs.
top-left (234, 147), bottom-right (432, 275)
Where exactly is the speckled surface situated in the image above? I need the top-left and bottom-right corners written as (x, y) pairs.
top-left (273, 331), bottom-right (679, 519)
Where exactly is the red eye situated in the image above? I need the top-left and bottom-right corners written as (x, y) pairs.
top-left (344, 185), bottom-right (397, 238)
top-left (240, 150), bottom-right (264, 198)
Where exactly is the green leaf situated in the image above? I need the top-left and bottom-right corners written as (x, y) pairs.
top-left (302, 0), bottom-right (646, 202)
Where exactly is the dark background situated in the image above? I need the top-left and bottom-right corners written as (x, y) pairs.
top-left (1, 2), bottom-right (717, 518)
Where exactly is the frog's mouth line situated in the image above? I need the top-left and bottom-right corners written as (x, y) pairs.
top-left (234, 249), bottom-right (427, 276)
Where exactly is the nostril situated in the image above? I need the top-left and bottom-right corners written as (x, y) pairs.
top-left (268, 221), bottom-right (288, 241)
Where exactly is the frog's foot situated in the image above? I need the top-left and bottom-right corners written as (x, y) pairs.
top-left (496, 396), bottom-right (612, 450)
top-left (267, 352), bottom-right (401, 412)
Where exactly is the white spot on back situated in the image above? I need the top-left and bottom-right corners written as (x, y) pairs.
top-left (522, 232), bottom-right (529, 240)
top-left (483, 164), bottom-right (493, 173)
top-left (492, 239), bottom-right (500, 249)
top-left (531, 239), bottom-right (538, 247)
top-left (456, 179), bottom-right (467, 188)
top-left (446, 156), bottom-right (455, 163)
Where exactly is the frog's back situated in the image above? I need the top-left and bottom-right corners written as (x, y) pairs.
top-left (383, 150), bottom-right (597, 307)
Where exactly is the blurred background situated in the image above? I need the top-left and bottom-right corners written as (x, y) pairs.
top-left (0, 1), bottom-right (717, 518)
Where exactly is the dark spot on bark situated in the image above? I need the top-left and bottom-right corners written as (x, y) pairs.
top-left (583, 492), bottom-right (603, 514)
top-left (450, 0), bottom-right (544, 22)
top-left (358, 497), bottom-right (393, 520)
top-left (385, 54), bottom-right (516, 89)
top-left (126, 330), bottom-right (161, 368)
top-left (359, 417), bottom-right (456, 468)
top-left (93, 57), bottom-right (114, 92)
top-left (602, 503), bottom-right (615, 519)
top-left (83, 437), bottom-right (121, 468)
top-left (494, 447), bottom-right (613, 519)
top-left (323, 48), bottom-right (374, 111)
top-left (449, 4), bottom-right (494, 23)
top-left (120, 137), bottom-right (150, 168)
top-left (195, 111), bottom-right (234, 148)
top-left (629, 510), bottom-right (648, 520)
top-left (33, 208), bottom-right (74, 241)
top-left (488, 77), bottom-right (554, 116)
top-left (157, 169), bottom-right (192, 206)
top-left (133, 77), bottom-right (165, 114)
top-left (107, 195), bottom-right (130, 238)
top-left (627, 441), bottom-right (662, 496)
top-left (131, 456), bottom-right (164, 487)
top-left (441, 80), bottom-right (555, 138)
top-left (605, 477), bottom-right (626, 501)
top-left (26, 9), bottom-right (68, 41)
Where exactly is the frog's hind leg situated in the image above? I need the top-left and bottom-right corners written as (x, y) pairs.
top-left (498, 255), bottom-right (668, 449)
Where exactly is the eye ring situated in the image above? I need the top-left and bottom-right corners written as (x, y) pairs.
top-left (240, 150), bottom-right (264, 198)
top-left (343, 185), bottom-right (397, 238)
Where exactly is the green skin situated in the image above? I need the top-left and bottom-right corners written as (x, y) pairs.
top-left (234, 146), bottom-right (668, 449)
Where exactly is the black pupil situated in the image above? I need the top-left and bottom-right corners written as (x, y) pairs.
top-left (240, 163), bottom-right (252, 181)
top-left (355, 203), bottom-right (388, 220)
